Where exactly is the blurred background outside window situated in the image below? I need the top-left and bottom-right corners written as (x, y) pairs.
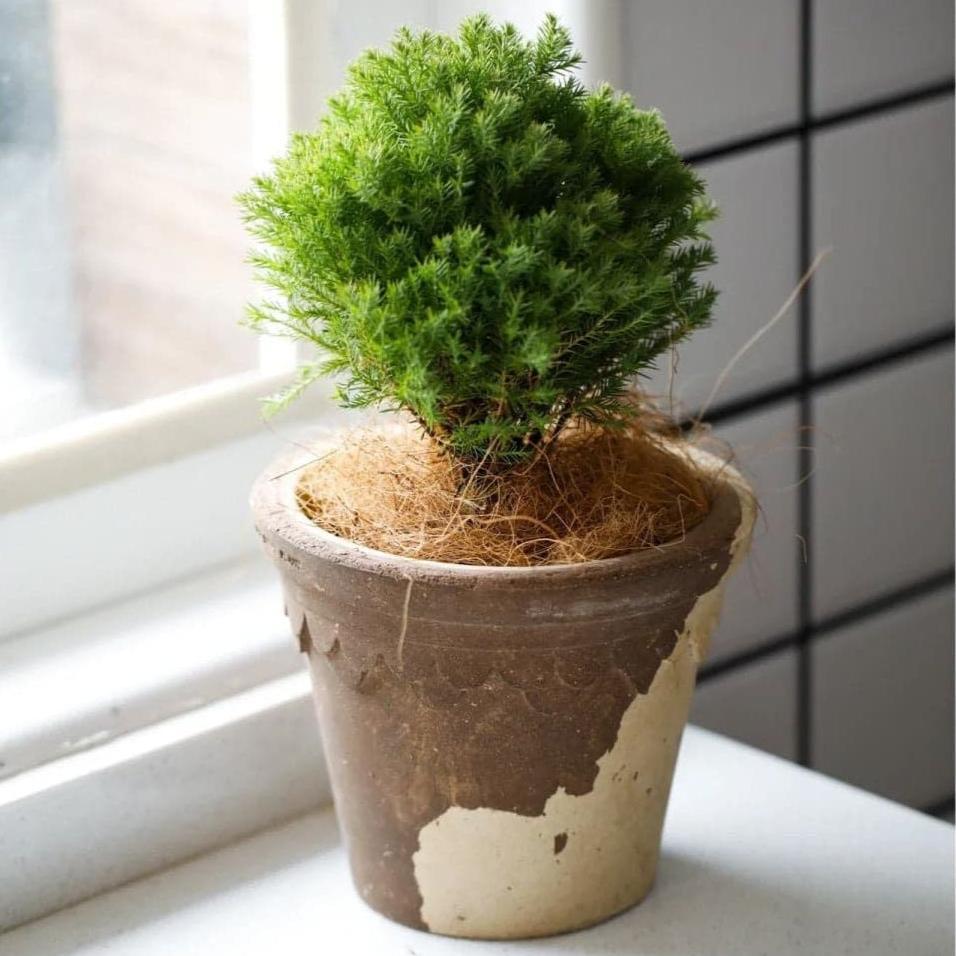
top-left (1, 0), bottom-right (261, 441)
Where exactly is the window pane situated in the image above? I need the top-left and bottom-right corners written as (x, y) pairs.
top-left (0, 0), bottom-right (259, 441)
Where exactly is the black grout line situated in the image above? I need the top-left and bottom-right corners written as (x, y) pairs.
top-left (697, 568), bottom-right (955, 684)
top-left (923, 796), bottom-right (956, 819)
top-left (795, 0), bottom-right (814, 769)
top-left (690, 378), bottom-right (803, 427)
top-left (691, 325), bottom-right (955, 428)
top-left (683, 77), bottom-right (955, 166)
top-left (803, 326), bottom-right (955, 389)
top-left (683, 121), bottom-right (804, 165)
top-left (811, 568), bottom-right (955, 641)
top-left (698, 633), bottom-right (798, 682)
top-left (810, 77), bottom-right (955, 132)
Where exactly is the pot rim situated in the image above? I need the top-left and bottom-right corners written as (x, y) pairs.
top-left (251, 430), bottom-right (750, 587)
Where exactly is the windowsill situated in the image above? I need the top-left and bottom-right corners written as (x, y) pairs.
top-left (5, 728), bottom-right (953, 955)
top-left (0, 559), bottom-right (300, 779)
top-left (0, 559), bottom-right (329, 930)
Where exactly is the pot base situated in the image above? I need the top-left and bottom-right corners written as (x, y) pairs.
top-left (361, 878), bottom-right (658, 942)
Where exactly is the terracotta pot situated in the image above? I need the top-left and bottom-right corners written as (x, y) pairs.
top-left (251, 441), bottom-right (754, 940)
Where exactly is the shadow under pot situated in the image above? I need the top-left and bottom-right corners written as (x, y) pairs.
top-left (251, 442), bottom-right (754, 940)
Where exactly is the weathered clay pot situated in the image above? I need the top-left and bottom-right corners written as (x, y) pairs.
top-left (252, 441), bottom-right (754, 940)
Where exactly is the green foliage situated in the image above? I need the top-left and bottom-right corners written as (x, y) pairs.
top-left (239, 14), bottom-right (717, 463)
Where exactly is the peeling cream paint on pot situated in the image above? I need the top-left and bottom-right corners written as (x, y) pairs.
top-left (252, 440), bottom-right (754, 940)
top-left (414, 634), bottom-right (695, 938)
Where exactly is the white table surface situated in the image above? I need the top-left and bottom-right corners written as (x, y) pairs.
top-left (4, 727), bottom-right (953, 955)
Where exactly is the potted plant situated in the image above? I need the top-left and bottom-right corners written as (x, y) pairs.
top-left (242, 15), bottom-right (754, 940)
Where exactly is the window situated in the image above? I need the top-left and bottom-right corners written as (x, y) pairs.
top-left (0, 3), bottom-right (333, 928)
top-left (2, 1), bottom-right (291, 442)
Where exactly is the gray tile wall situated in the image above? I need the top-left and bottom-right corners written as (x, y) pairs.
top-left (812, 350), bottom-right (954, 618)
top-left (812, 99), bottom-right (954, 368)
top-left (812, 588), bottom-right (955, 808)
top-left (622, 0), bottom-right (801, 152)
top-left (647, 143), bottom-right (801, 407)
top-left (620, 1), bottom-right (955, 815)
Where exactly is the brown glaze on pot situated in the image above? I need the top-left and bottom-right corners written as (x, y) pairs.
top-left (251, 440), bottom-right (753, 938)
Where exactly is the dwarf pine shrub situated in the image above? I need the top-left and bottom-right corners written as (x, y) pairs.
top-left (239, 14), bottom-right (717, 464)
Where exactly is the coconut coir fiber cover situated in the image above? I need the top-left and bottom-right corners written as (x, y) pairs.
top-left (295, 417), bottom-right (715, 566)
